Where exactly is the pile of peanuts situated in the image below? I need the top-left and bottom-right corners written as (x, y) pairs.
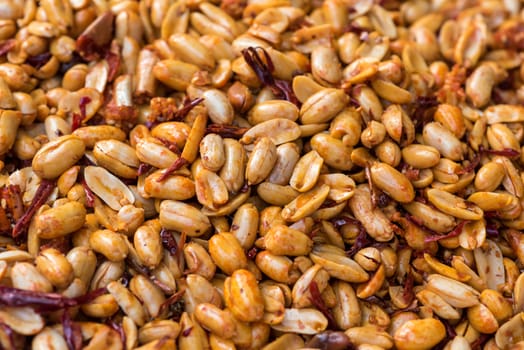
top-left (2, 0), bottom-right (524, 348)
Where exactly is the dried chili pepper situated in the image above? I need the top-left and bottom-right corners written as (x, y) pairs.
top-left (241, 47), bottom-right (300, 106)
top-left (308, 281), bottom-right (337, 330)
top-left (424, 220), bottom-right (469, 243)
top-left (0, 285), bottom-right (105, 312)
top-left (205, 124), bottom-right (249, 138)
top-left (62, 310), bottom-right (82, 350)
top-left (26, 52), bottom-right (52, 69)
top-left (159, 288), bottom-right (186, 317)
top-left (12, 179), bottom-right (55, 239)
top-left (106, 317), bottom-right (126, 347)
top-left (0, 39), bottom-right (16, 57)
top-left (160, 228), bottom-right (178, 257)
top-left (157, 157), bottom-right (189, 182)
top-left (345, 225), bottom-right (371, 257)
top-left (81, 179), bottom-right (95, 208)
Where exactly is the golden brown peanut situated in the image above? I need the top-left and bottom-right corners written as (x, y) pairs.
top-left (219, 138), bottom-right (246, 193)
top-left (183, 242), bottom-right (216, 280)
top-left (290, 150), bottom-right (324, 192)
top-left (133, 225), bottom-right (162, 268)
top-left (144, 171), bottom-right (195, 200)
top-left (129, 275), bottom-right (165, 319)
top-left (394, 319), bottom-right (446, 350)
top-left (263, 224), bottom-right (313, 256)
top-left (255, 251), bottom-right (300, 284)
top-left (194, 166), bottom-right (229, 209)
top-left (35, 201), bottom-right (87, 239)
top-left (159, 200), bottom-right (211, 237)
top-left (348, 185), bottom-right (396, 241)
top-left (107, 280), bottom-right (147, 327)
top-left (32, 135), bottom-right (85, 179)
top-left (401, 144), bottom-right (440, 169)
top-left (209, 232), bottom-right (248, 275)
top-left (89, 230), bottom-right (129, 262)
top-left (81, 294), bottom-right (120, 318)
top-left (310, 133), bottom-right (353, 171)
top-left (224, 269), bottom-right (264, 322)
top-left (369, 162), bottom-right (414, 203)
top-left (245, 136), bottom-right (277, 185)
top-left (422, 122), bottom-right (464, 161)
top-left (200, 133), bottom-right (225, 172)
top-left (194, 303), bottom-right (236, 339)
top-left (231, 203), bottom-right (259, 249)
top-left (0, 0), bottom-right (524, 347)
top-left (35, 248), bottom-right (74, 288)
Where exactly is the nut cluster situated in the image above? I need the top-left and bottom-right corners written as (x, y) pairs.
top-left (0, 0), bottom-right (524, 349)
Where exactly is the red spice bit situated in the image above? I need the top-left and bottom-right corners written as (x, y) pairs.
top-left (159, 288), bottom-right (186, 318)
top-left (71, 113), bottom-right (83, 131)
top-left (104, 103), bottom-right (138, 129)
top-left (342, 22), bottom-right (368, 35)
top-left (0, 285), bottom-right (106, 312)
top-left (319, 199), bottom-right (338, 209)
top-left (390, 306), bottom-right (420, 317)
top-left (160, 228), bottom-right (178, 257)
top-left (12, 179), bottom-right (55, 240)
top-left (1, 185), bottom-right (24, 222)
top-left (241, 47), bottom-right (300, 107)
top-left (62, 309), bottom-right (82, 350)
top-left (157, 157), bottom-right (189, 182)
top-left (486, 221), bottom-right (500, 237)
top-left (362, 296), bottom-right (389, 310)
top-left (156, 138), bottom-right (182, 155)
top-left (176, 97), bottom-right (204, 120)
top-left (81, 179), bottom-right (95, 208)
top-left (405, 214), bottom-right (434, 233)
top-left (345, 225), bottom-right (371, 257)
top-left (205, 124), bottom-right (250, 139)
top-left (436, 64), bottom-right (466, 105)
top-left (147, 97), bottom-right (204, 128)
top-left (402, 272), bottom-right (415, 305)
top-left (105, 41), bottom-right (121, 82)
top-left (308, 281), bottom-right (338, 330)
top-left (40, 237), bottom-right (71, 255)
top-left (137, 163), bottom-right (152, 176)
top-left (79, 96), bottom-right (91, 121)
top-left (410, 95), bottom-right (439, 131)
top-left (404, 167), bottom-right (420, 181)
top-left (106, 317), bottom-right (126, 347)
top-left (175, 231), bottom-right (187, 274)
top-left (456, 153), bottom-right (481, 174)
top-left (26, 52), bottom-right (52, 69)
top-left (424, 220), bottom-right (469, 243)
top-left (470, 334), bottom-right (490, 350)
top-left (481, 146), bottom-right (520, 158)
top-left (484, 211), bottom-right (502, 219)
top-left (0, 39), bottom-right (16, 56)
top-left (246, 247), bottom-right (258, 260)
top-left (76, 11), bottom-right (115, 61)
top-left (309, 227), bottom-right (320, 239)
top-left (240, 183), bottom-right (250, 193)
top-left (365, 166), bottom-right (386, 209)
top-left (493, 22), bottom-right (524, 50)
top-left (148, 97), bottom-right (179, 126)
top-left (182, 327), bottom-right (193, 337)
